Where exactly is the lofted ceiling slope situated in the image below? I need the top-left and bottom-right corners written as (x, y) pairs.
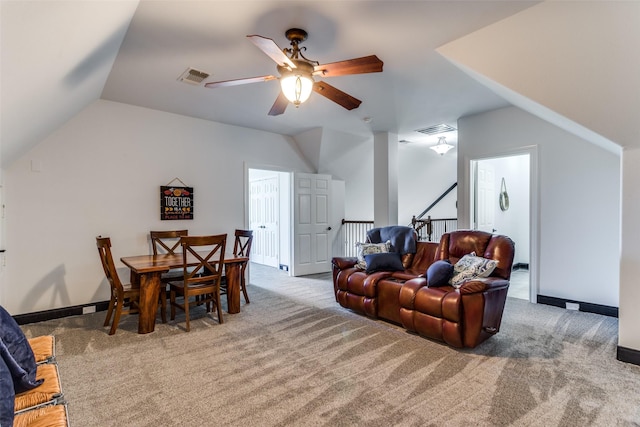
top-left (438, 0), bottom-right (639, 152)
top-left (2, 0), bottom-right (552, 169)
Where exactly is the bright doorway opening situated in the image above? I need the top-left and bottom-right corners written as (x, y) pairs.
top-left (247, 168), bottom-right (291, 271)
top-left (471, 153), bottom-right (531, 301)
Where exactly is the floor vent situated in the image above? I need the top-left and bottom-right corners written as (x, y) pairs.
top-left (178, 68), bottom-right (210, 85)
top-left (415, 123), bottom-right (456, 135)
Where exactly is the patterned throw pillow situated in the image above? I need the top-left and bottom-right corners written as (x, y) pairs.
top-left (355, 241), bottom-right (391, 269)
top-left (449, 252), bottom-right (498, 287)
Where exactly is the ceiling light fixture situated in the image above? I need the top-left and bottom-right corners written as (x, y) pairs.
top-left (278, 30), bottom-right (316, 107)
top-left (429, 136), bottom-right (454, 156)
top-left (280, 67), bottom-right (314, 107)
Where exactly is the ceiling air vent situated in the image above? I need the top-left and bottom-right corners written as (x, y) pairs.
top-left (178, 68), bottom-right (210, 85)
top-left (415, 124), bottom-right (457, 135)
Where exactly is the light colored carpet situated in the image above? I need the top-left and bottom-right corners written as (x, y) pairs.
top-left (20, 264), bottom-right (640, 426)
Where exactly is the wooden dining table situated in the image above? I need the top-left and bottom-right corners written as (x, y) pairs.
top-left (120, 252), bottom-right (249, 334)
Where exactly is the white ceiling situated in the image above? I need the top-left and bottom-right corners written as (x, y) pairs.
top-left (1, 0), bottom-right (540, 168)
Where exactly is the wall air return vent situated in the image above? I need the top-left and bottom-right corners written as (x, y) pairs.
top-left (415, 124), bottom-right (456, 135)
top-left (178, 68), bottom-right (210, 85)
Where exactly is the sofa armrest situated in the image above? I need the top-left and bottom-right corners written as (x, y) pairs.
top-left (398, 277), bottom-right (427, 309)
top-left (458, 277), bottom-right (510, 294)
top-left (332, 257), bottom-right (358, 270)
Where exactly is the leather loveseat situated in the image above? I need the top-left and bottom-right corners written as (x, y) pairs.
top-left (332, 229), bottom-right (515, 348)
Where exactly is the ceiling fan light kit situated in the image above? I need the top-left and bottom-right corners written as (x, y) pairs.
top-left (280, 74), bottom-right (313, 106)
top-left (278, 59), bottom-right (315, 107)
top-left (204, 28), bottom-right (383, 115)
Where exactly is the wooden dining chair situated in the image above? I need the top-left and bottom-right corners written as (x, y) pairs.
top-left (151, 230), bottom-right (188, 256)
top-left (96, 236), bottom-right (140, 335)
top-left (150, 230), bottom-right (188, 322)
top-left (168, 234), bottom-right (226, 332)
top-left (221, 229), bottom-right (253, 303)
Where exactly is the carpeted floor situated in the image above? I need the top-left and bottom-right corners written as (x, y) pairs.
top-left (20, 264), bottom-right (640, 426)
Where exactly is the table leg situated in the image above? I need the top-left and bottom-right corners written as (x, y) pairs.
top-left (130, 270), bottom-right (140, 289)
top-left (138, 271), bottom-right (161, 334)
top-left (225, 262), bottom-right (242, 314)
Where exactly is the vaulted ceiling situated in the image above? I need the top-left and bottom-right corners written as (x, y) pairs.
top-left (3, 1), bottom-right (637, 170)
top-left (1, 0), bottom-right (541, 168)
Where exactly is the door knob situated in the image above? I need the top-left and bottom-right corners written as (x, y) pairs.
top-left (327, 226), bottom-right (332, 231)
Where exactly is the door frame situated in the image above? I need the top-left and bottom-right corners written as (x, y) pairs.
top-left (462, 145), bottom-right (539, 303)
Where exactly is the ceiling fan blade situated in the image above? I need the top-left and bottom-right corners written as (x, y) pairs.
top-left (313, 81), bottom-right (362, 110)
top-left (268, 92), bottom-right (289, 116)
top-left (314, 55), bottom-right (383, 77)
top-left (204, 75), bottom-right (277, 88)
top-left (247, 35), bottom-right (296, 69)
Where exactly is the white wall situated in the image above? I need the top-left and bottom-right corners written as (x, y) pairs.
top-left (3, 100), bottom-right (312, 315)
top-left (373, 132), bottom-right (398, 227)
top-left (437, 1), bottom-right (639, 151)
top-left (620, 147), bottom-right (640, 350)
top-left (398, 142), bottom-right (457, 225)
top-left (304, 128), bottom-right (374, 221)
top-left (302, 127), bottom-right (459, 226)
top-left (458, 106), bottom-right (620, 307)
top-left (330, 180), bottom-right (346, 257)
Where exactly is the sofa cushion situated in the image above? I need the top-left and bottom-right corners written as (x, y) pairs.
top-left (426, 260), bottom-right (453, 287)
top-left (449, 252), bottom-right (498, 287)
top-left (364, 252), bottom-right (404, 274)
top-left (355, 240), bottom-right (391, 269)
top-left (400, 253), bottom-right (415, 269)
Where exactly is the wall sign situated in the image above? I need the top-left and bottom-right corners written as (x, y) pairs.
top-left (161, 185), bottom-right (194, 220)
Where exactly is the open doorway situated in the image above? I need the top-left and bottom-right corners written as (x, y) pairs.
top-left (246, 167), bottom-right (345, 277)
top-left (247, 168), bottom-right (291, 272)
top-left (471, 153), bottom-right (531, 301)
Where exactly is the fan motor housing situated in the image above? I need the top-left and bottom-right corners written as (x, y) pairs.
top-left (285, 28), bottom-right (308, 44)
top-left (278, 60), bottom-right (314, 77)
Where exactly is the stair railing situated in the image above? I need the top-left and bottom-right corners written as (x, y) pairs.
top-left (339, 220), bottom-right (374, 257)
top-left (411, 182), bottom-right (458, 242)
top-left (411, 216), bottom-right (457, 242)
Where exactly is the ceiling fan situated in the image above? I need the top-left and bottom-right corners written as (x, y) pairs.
top-left (204, 28), bottom-right (384, 116)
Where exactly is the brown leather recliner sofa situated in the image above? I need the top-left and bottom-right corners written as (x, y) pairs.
top-left (332, 229), bottom-right (515, 348)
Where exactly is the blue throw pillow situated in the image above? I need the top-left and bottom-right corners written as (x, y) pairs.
top-left (0, 305), bottom-right (42, 394)
top-left (0, 346), bottom-right (15, 427)
top-left (426, 260), bottom-right (454, 287)
top-left (364, 252), bottom-right (405, 274)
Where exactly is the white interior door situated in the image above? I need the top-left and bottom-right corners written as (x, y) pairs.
top-left (476, 162), bottom-right (496, 233)
top-left (292, 173), bottom-right (331, 276)
top-left (249, 176), bottom-right (279, 268)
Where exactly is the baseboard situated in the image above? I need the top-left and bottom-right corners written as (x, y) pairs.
top-left (536, 295), bottom-right (618, 318)
top-left (617, 346), bottom-right (640, 366)
top-left (13, 301), bottom-right (110, 325)
top-left (512, 263), bottom-right (529, 271)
